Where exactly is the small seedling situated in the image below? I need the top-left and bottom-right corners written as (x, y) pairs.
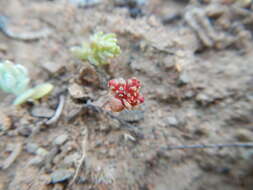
top-left (71, 32), bottom-right (121, 66)
top-left (105, 77), bottom-right (144, 112)
top-left (0, 60), bottom-right (54, 105)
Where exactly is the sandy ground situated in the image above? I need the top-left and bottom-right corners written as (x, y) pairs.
top-left (0, 0), bottom-right (253, 190)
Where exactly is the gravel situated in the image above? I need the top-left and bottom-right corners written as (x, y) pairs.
top-left (118, 110), bottom-right (144, 122)
top-left (25, 143), bottom-right (39, 154)
top-left (50, 169), bottom-right (74, 184)
top-left (31, 107), bottom-right (55, 118)
top-left (53, 134), bottom-right (69, 146)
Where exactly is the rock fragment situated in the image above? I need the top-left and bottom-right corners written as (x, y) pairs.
top-left (235, 129), bottom-right (253, 142)
top-left (17, 125), bottom-right (33, 137)
top-left (50, 169), bottom-right (74, 184)
top-left (165, 116), bottom-right (179, 127)
top-left (196, 93), bottom-right (212, 106)
top-left (63, 153), bottom-right (81, 167)
top-left (0, 111), bottom-right (12, 132)
top-left (25, 143), bottom-right (39, 154)
top-left (41, 62), bottom-right (64, 74)
top-left (118, 110), bottom-right (144, 122)
top-left (53, 134), bottom-right (69, 146)
top-left (68, 0), bottom-right (101, 7)
top-left (31, 107), bottom-right (55, 118)
top-left (68, 83), bottom-right (88, 100)
top-left (177, 72), bottom-right (190, 86)
top-left (27, 156), bottom-right (44, 167)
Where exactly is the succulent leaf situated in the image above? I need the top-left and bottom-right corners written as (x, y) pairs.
top-left (0, 60), bottom-right (53, 105)
top-left (108, 77), bottom-right (144, 112)
top-left (71, 32), bottom-right (121, 66)
top-left (30, 83), bottom-right (54, 100)
top-left (0, 60), bottom-right (29, 95)
top-left (13, 88), bottom-right (35, 105)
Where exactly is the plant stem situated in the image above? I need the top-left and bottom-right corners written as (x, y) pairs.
top-left (88, 61), bottom-right (108, 88)
top-left (165, 143), bottom-right (253, 150)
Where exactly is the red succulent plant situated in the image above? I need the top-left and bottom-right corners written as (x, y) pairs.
top-left (106, 77), bottom-right (144, 112)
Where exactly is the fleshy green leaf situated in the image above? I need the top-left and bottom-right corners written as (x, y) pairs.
top-left (15, 78), bottom-right (30, 95)
top-left (30, 83), bottom-right (54, 100)
top-left (0, 60), bottom-right (30, 95)
top-left (13, 88), bottom-right (35, 105)
top-left (3, 72), bottom-right (17, 93)
top-left (0, 60), bottom-right (53, 105)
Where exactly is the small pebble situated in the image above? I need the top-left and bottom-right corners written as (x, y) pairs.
top-left (216, 167), bottom-right (230, 175)
top-left (242, 149), bottom-right (253, 160)
top-left (94, 140), bottom-right (103, 147)
top-left (147, 15), bottom-right (160, 27)
top-left (31, 107), bottom-right (55, 118)
top-left (129, 7), bottom-right (143, 18)
top-left (194, 126), bottom-right (210, 137)
top-left (25, 143), bottom-right (39, 154)
top-left (196, 93), bottom-right (212, 106)
top-left (123, 133), bottom-right (136, 142)
top-left (44, 147), bottom-right (60, 171)
top-left (185, 90), bottom-right (195, 99)
top-left (63, 153), bottom-right (80, 167)
top-left (76, 176), bottom-right (87, 184)
top-left (7, 130), bottom-right (19, 137)
top-left (235, 129), bottom-right (253, 142)
top-left (5, 143), bottom-right (16, 152)
top-left (52, 184), bottom-right (64, 190)
top-left (68, 0), bottom-right (101, 7)
top-left (163, 55), bottom-right (174, 70)
top-left (0, 111), bottom-right (12, 132)
top-left (114, 0), bottom-right (147, 6)
top-left (27, 156), bottom-right (44, 167)
top-left (177, 72), bottom-right (190, 86)
top-left (17, 125), bottom-right (32, 137)
top-left (99, 149), bottom-right (108, 155)
top-left (108, 149), bottom-right (116, 157)
top-left (0, 43), bottom-right (7, 53)
top-left (165, 116), bottom-right (179, 127)
top-left (53, 134), bottom-right (69, 146)
top-left (36, 148), bottom-right (49, 157)
top-left (50, 169), bottom-right (74, 184)
top-left (41, 62), bottom-right (64, 74)
top-left (118, 110), bottom-right (144, 122)
top-left (68, 83), bottom-right (88, 100)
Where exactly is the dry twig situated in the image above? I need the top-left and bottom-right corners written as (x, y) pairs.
top-left (46, 95), bottom-right (65, 125)
top-left (165, 143), bottom-right (253, 151)
top-left (0, 15), bottom-right (51, 41)
top-left (68, 128), bottom-right (88, 188)
top-left (0, 143), bottom-right (23, 170)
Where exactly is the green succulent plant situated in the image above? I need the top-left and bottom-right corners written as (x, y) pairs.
top-left (0, 60), bottom-right (30, 95)
top-left (0, 60), bottom-right (54, 105)
top-left (71, 32), bottom-right (121, 66)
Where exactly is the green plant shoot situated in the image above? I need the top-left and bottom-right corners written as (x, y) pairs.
top-left (0, 60), bottom-right (54, 105)
top-left (71, 32), bottom-right (121, 66)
